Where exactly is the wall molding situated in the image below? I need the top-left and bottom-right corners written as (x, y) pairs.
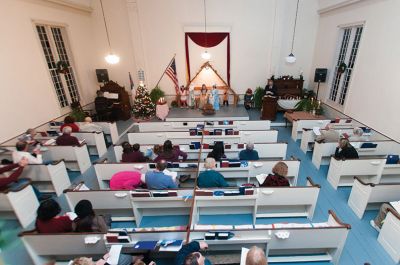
top-left (39, 0), bottom-right (93, 13)
top-left (318, 0), bottom-right (363, 15)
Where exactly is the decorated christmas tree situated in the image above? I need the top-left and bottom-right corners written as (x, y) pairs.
top-left (132, 84), bottom-right (155, 119)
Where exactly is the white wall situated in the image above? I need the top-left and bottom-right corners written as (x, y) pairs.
top-left (311, 0), bottom-right (400, 142)
top-left (128, 0), bottom-right (319, 95)
top-left (0, 0), bottom-right (138, 143)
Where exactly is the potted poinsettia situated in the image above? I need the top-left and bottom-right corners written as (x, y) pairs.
top-left (338, 62), bottom-right (347, 75)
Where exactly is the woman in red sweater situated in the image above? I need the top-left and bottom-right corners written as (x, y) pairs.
top-left (0, 158), bottom-right (28, 189)
top-left (60, 116), bottom-right (80, 132)
top-left (35, 199), bottom-right (72, 233)
top-left (260, 161), bottom-right (290, 187)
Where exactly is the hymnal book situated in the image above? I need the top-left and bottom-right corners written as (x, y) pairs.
top-left (220, 160), bottom-right (229, 168)
top-left (205, 232), bottom-right (216, 240)
top-left (131, 191), bottom-right (151, 197)
top-left (195, 190), bottom-right (213, 196)
top-left (360, 143), bottom-right (377, 149)
top-left (206, 121), bottom-right (214, 126)
top-left (390, 201), bottom-right (400, 213)
top-left (218, 121), bottom-right (224, 125)
top-left (346, 119), bottom-right (352, 123)
top-left (225, 129), bottom-right (233, 135)
top-left (152, 191), bottom-right (169, 197)
top-left (238, 143), bottom-right (245, 149)
top-left (386, 155), bottom-right (400, 164)
top-left (233, 131), bottom-right (239, 135)
top-left (225, 144), bottom-right (231, 149)
top-left (189, 129), bottom-right (197, 136)
top-left (43, 138), bottom-right (56, 146)
top-left (214, 129), bottom-right (222, 135)
top-left (203, 130), bottom-right (210, 135)
top-left (196, 124), bottom-right (205, 130)
top-left (168, 190), bottom-right (178, 197)
top-left (197, 131), bottom-right (203, 136)
top-left (228, 121), bottom-right (234, 125)
top-left (244, 189), bottom-right (254, 195)
top-left (229, 161), bottom-right (241, 168)
top-left (133, 241), bottom-right (158, 250)
top-left (223, 190), bottom-right (240, 196)
top-left (105, 233), bottom-right (119, 243)
top-left (191, 142), bottom-right (201, 149)
top-left (203, 143), bottom-right (209, 149)
top-left (189, 144), bottom-right (195, 150)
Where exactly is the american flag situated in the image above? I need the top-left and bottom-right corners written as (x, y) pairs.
top-left (165, 58), bottom-right (179, 95)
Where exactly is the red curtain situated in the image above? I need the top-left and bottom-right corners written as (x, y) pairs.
top-left (185, 32), bottom-right (230, 85)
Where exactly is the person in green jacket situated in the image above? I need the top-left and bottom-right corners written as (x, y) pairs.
top-left (197, 158), bottom-right (229, 188)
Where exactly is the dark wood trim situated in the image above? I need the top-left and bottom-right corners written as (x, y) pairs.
top-left (112, 142), bottom-right (289, 147)
top-left (328, 210), bottom-right (351, 229)
top-left (1, 178), bottom-right (32, 194)
top-left (19, 229), bottom-right (188, 237)
top-left (306, 176), bottom-right (321, 188)
top-left (128, 129), bottom-right (279, 134)
top-left (387, 207), bottom-right (400, 221)
top-left (64, 187), bottom-right (195, 193)
top-left (331, 156), bottom-right (387, 161)
top-left (353, 176), bottom-right (375, 187)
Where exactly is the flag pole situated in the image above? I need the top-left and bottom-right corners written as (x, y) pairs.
top-left (155, 54), bottom-right (176, 88)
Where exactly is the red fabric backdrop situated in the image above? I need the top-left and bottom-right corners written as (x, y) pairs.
top-left (185, 32), bottom-right (230, 85)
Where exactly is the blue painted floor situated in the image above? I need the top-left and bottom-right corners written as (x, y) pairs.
top-left (1, 120), bottom-right (396, 264)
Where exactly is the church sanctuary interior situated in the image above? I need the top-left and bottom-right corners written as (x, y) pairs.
top-left (1, 0), bottom-right (400, 264)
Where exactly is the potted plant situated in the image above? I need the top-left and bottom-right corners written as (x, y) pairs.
top-left (70, 100), bottom-right (86, 122)
top-left (149, 86), bottom-right (165, 104)
top-left (56, 61), bottom-right (69, 74)
top-left (254, 87), bottom-right (264, 109)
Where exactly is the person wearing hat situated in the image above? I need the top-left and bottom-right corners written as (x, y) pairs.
top-left (73, 200), bottom-right (108, 233)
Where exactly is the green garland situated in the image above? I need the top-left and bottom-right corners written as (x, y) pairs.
top-left (56, 61), bottom-right (69, 74)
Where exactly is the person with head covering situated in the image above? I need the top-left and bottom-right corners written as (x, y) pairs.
top-left (79, 117), bottom-right (102, 132)
top-left (35, 199), bottom-right (73, 233)
top-left (179, 85), bottom-right (188, 108)
top-left (199, 84), bottom-right (208, 109)
top-left (56, 126), bottom-right (80, 146)
top-left (154, 140), bottom-right (187, 162)
top-left (73, 200), bottom-right (108, 233)
top-left (260, 161), bottom-right (290, 187)
top-left (334, 138), bottom-right (359, 160)
top-left (246, 246), bottom-right (268, 265)
top-left (60, 115), bottom-right (80, 132)
top-left (110, 171), bottom-right (143, 190)
top-left (211, 84), bottom-right (220, 111)
top-left (197, 158), bottom-right (228, 188)
top-left (207, 142), bottom-right (226, 162)
top-left (239, 142), bottom-right (259, 160)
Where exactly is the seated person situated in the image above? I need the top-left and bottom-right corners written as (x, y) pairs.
top-left (73, 199), bottom-right (108, 233)
top-left (239, 142), bottom-right (259, 160)
top-left (110, 171), bottom-right (143, 190)
top-left (244, 88), bottom-right (254, 110)
top-left (0, 158), bottom-right (28, 189)
top-left (154, 140), bottom-right (187, 162)
top-left (207, 142), bottom-right (226, 162)
top-left (60, 115), bottom-right (80, 132)
top-left (35, 199), bottom-right (73, 233)
top-left (175, 241), bottom-right (210, 265)
top-left (71, 253), bottom-right (144, 265)
top-left (145, 160), bottom-right (178, 189)
top-left (95, 90), bottom-right (112, 121)
top-left (246, 246), bottom-right (268, 265)
top-left (79, 117), bottom-right (102, 132)
top-left (197, 158), bottom-right (228, 188)
top-left (370, 203), bottom-right (396, 232)
top-left (12, 141), bottom-right (43, 164)
top-left (121, 142), bottom-right (147, 163)
top-left (260, 161), bottom-right (290, 187)
top-left (334, 138), bottom-right (359, 160)
top-left (56, 126), bottom-right (80, 146)
top-left (351, 127), bottom-right (366, 141)
top-left (315, 124), bottom-right (340, 143)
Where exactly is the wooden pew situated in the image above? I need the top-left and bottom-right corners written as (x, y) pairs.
top-left (137, 120), bottom-right (271, 132)
top-left (42, 143), bottom-right (91, 173)
top-left (0, 179), bottom-right (39, 228)
top-left (189, 210), bottom-right (350, 265)
top-left (72, 132), bottom-right (107, 157)
top-left (300, 127), bottom-right (354, 153)
top-left (291, 119), bottom-right (332, 140)
top-left (327, 157), bottom-right (387, 189)
top-left (191, 177), bottom-right (319, 226)
top-left (94, 159), bottom-right (300, 189)
top-left (127, 130), bottom-right (278, 145)
top-left (378, 208), bottom-right (400, 263)
top-left (311, 140), bottom-right (395, 169)
top-left (113, 142), bottom-right (288, 162)
top-left (348, 177), bottom-right (400, 219)
top-left (20, 229), bottom-right (187, 265)
top-left (20, 160), bottom-right (71, 196)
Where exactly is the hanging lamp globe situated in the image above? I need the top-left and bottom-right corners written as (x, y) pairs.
top-left (105, 53), bottom-right (120, 64)
top-left (285, 53), bottom-right (296, 64)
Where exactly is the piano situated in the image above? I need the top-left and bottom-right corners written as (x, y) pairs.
top-left (99, 80), bottom-right (131, 120)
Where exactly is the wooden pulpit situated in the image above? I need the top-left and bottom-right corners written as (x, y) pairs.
top-left (261, 96), bottom-right (278, 121)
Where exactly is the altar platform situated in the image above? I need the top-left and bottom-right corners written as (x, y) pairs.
top-left (165, 106), bottom-right (250, 122)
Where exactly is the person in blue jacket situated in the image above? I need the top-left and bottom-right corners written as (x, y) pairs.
top-left (175, 241), bottom-right (211, 265)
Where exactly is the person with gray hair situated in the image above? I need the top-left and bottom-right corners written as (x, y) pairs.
top-left (315, 123), bottom-right (340, 143)
top-left (56, 126), bottom-right (80, 146)
top-left (79, 117), bottom-right (102, 132)
top-left (246, 246), bottom-right (268, 265)
top-left (239, 142), bottom-right (259, 160)
top-left (197, 157), bottom-right (229, 188)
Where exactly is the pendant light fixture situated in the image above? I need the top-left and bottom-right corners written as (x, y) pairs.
top-left (100, 0), bottom-right (120, 64)
top-left (285, 0), bottom-right (300, 64)
top-left (201, 0), bottom-right (211, 60)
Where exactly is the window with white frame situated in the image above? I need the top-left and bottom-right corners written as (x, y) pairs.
top-left (329, 25), bottom-right (363, 106)
top-left (36, 24), bottom-right (80, 108)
